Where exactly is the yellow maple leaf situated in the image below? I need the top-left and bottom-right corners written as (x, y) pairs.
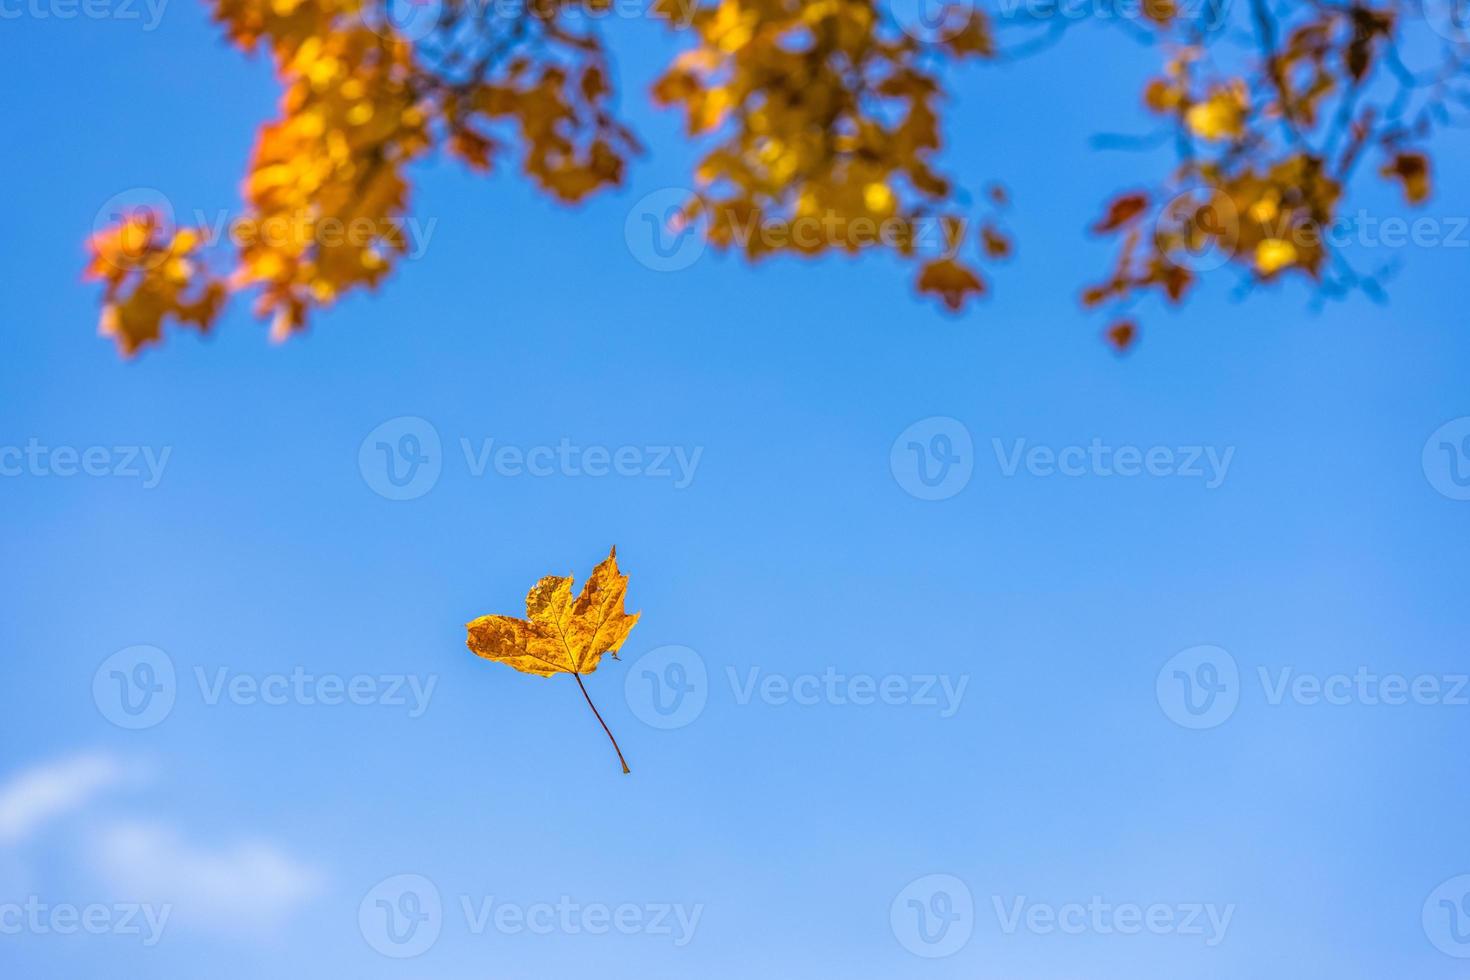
top-left (466, 546), bottom-right (641, 773)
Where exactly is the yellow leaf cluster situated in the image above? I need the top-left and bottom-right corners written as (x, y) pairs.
top-left (1086, 2), bottom-right (1430, 335)
top-left (82, 0), bottom-right (1450, 354)
top-left (84, 213), bottom-right (226, 357)
top-left (231, 15), bottom-right (428, 339)
top-left (651, 0), bottom-right (1001, 309)
top-left (88, 0), bottom-right (635, 354)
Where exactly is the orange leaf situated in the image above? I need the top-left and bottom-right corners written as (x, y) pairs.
top-left (1092, 194), bottom-right (1150, 234)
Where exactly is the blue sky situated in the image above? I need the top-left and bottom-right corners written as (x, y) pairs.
top-left (4, 3), bottom-right (1470, 978)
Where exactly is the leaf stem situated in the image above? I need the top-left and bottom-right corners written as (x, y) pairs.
top-left (572, 671), bottom-right (630, 775)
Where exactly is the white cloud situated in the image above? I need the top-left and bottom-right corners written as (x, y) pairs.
top-left (91, 821), bottom-right (326, 933)
top-left (0, 752), bottom-right (129, 846)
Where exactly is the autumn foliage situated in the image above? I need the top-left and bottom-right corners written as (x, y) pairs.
top-left (85, 0), bottom-right (1464, 355)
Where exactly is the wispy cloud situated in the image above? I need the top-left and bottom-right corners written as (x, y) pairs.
top-left (0, 752), bottom-right (327, 936)
top-left (0, 752), bottom-right (128, 846)
top-left (91, 821), bottom-right (326, 933)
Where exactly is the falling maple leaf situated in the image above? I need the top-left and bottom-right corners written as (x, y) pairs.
top-left (466, 546), bottom-right (641, 774)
